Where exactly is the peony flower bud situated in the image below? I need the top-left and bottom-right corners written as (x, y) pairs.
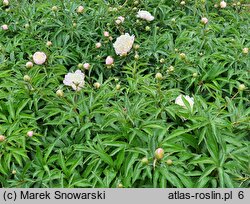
top-left (155, 148), bottom-right (164, 160)
top-left (115, 19), bottom-right (121, 25)
top-left (52, 6), bottom-right (58, 11)
top-left (238, 84), bottom-right (246, 91)
top-left (27, 131), bottom-right (34, 137)
top-left (24, 23), bottom-right (29, 28)
top-left (93, 82), bottom-right (101, 89)
top-left (166, 159), bottom-right (173, 165)
top-left (134, 1), bottom-right (139, 5)
top-left (104, 31), bottom-right (109, 37)
top-left (26, 61), bottom-right (33, 68)
top-left (133, 44), bottom-right (140, 50)
top-left (180, 53), bottom-right (186, 59)
top-left (160, 58), bottom-right (165, 63)
top-left (83, 63), bottom-right (90, 70)
top-left (12, 170), bottom-right (16, 174)
top-left (168, 66), bottom-right (175, 72)
top-left (117, 16), bottom-right (125, 23)
top-left (141, 157), bottom-right (149, 165)
top-left (106, 56), bottom-right (114, 65)
top-left (0, 135), bottom-right (5, 142)
top-left (73, 23), bottom-right (77, 27)
top-left (23, 75), bottom-right (31, 82)
top-left (3, 0), bottom-right (9, 6)
top-left (171, 18), bottom-right (176, 23)
top-left (193, 72), bottom-right (198, 78)
top-left (77, 6), bottom-right (84, 13)
top-left (46, 41), bottom-right (52, 46)
top-left (242, 48), bottom-right (249, 54)
top-left (117, 183), bottom-right (123, 188)
top-left (220, 1), bottom-right (227, 8)
top-left (56, 89), bottom-right (64, 97)
top-left (95, 42), bottom-right (102, 48)
top-left (145, 26), bottom-right (151, 31)
top-left (134, 54), bottom-right (139, 60)
top-left (77, 63), bottom-right (83, 69)
top-left (201, 17), bottom-right (208, 24)
top-left (180, 1), bottom-right (185, 5)
top-left (116, 84), bottom-right (121, 90)
top-left (1, 24), bottom-right (8, 30)
top-left (155, 72), bottom-right (163, 80)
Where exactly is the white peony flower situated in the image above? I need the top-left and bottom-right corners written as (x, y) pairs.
top-left (113, 33), bottom-right (135, 56)
top-left (175, 94), bottom-right (194, 110)
top-left (33, 51), bottom-right (47, 65)
top-left (63, 70), bottom-right (85, 91)
top-left (136, 10), bottom-right (154, 21)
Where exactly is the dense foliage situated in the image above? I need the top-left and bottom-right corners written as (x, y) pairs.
top-left (0, 0), bottom-right (249, 188)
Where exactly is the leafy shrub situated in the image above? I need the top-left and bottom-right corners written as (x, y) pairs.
top-left (0, 0), bottom-right (249, 187)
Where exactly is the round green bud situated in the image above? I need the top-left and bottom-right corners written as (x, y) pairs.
top-left (141, 157), bottom-right (149, 165)
top-left (166, 159), bottom-right (173, 165)
top-left (238, 84), bottom-right (246, 91)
